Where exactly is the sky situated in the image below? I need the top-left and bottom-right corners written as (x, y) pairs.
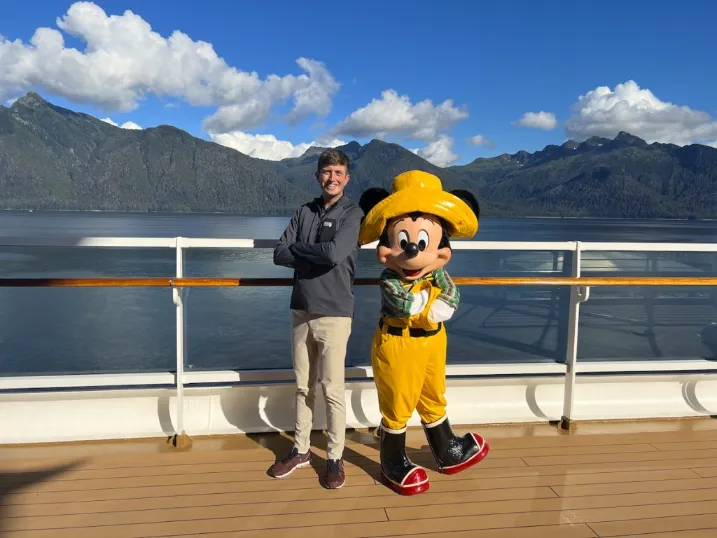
top-left (1, 0), bottom-right (717, 167)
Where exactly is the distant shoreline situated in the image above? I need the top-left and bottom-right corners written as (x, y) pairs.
top-left (1, 208), bottom-right (714, 222)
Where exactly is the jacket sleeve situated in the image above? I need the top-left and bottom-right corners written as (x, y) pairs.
top-left (273, 208), bottom-right (303, 268)
top-left (289, 206), bottom-right (362, 266)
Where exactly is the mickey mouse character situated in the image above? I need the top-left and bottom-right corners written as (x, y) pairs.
top-left (358, 169), bottom-right (489, 496)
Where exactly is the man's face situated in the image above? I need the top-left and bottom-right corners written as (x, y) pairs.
top-left (316, 164), bottom-right (349, 200)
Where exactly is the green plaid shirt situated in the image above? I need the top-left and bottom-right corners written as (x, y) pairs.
top-left (379, 267), bottom-right (460, 319)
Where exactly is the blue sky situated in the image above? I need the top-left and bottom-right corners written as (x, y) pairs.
top-left (2, 0), bottom-right (717, 165)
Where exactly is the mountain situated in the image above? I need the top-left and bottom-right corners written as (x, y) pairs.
top-left (0, 93), bottom-right (308, 214)
top-left (449, 132), bottom-right (717, 218)
top-left (1, 92), bottom-right (716, 218)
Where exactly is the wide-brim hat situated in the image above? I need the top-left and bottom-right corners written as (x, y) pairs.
top-left (359, 170), bottom-right (479, 246)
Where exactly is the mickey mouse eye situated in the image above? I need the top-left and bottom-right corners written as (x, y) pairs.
top-left (397, 230), bottom-right (409, 249)
top-left (417, 230), bottom-right (429, 251)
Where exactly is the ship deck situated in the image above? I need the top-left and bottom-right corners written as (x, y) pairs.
top-left (2, 419), bottom-right (717, 538)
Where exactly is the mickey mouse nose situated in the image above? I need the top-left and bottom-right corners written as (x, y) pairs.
top-left (404, 242), bottom-right (419, 259)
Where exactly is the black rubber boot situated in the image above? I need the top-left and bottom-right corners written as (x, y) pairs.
top-left (379, 425), bottom-right (429, 495)
top-left (422, 416), bottom-right (489, 475)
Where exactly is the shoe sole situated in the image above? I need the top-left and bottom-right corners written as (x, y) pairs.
top-left (269, 459), bottom-right (311, 479)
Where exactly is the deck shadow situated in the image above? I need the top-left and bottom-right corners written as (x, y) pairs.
top-left (0, 460), bottom-right (84, 536)
top-left (216, 388), bottom-right (383, 487)
top-left (241, 429), bottom-right (385, 487)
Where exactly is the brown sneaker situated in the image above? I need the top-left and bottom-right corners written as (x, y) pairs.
top-left (268, 447), bottom-right (311, 478)
top-left (326, 458), bottom-right (345, 489)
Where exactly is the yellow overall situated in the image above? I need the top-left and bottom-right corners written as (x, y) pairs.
top-left (371, 274), bottom-right (449, 431)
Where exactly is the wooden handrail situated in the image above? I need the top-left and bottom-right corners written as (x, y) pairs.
top-left (0, 276), bottom-right (716, 287)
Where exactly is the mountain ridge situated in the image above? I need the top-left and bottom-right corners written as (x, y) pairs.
top-left (1, 92), bottom-right (716, 218)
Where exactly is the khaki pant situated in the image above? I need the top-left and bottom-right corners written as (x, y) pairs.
top-left (291, 309), bottom-right (352, 460)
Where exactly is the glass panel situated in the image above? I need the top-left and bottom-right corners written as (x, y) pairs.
top-left (0, 247), bottom-right (176, 376)
top-left (3, 243), bottom-right (714, 377)
top-left (577, 251), bottom-right (717, 361)
top-left (183, 248), bottom-right (573, 370)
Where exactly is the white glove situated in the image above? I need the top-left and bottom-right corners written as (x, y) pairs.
top-left (428, 299), bottom-right (456, 323)
top-left (408, 289), bottom-right (429, 316)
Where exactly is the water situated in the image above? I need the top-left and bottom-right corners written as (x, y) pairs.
top-left (1, 211), bottom-right (716, 377)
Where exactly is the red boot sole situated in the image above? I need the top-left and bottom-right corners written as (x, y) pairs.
top-left (381, 467), bottom-right (430, 496)
top-left (439, 434), bottom-right (490, 475)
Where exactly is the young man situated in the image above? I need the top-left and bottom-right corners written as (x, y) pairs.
top-left (271, 148), bottom-right (363, 489)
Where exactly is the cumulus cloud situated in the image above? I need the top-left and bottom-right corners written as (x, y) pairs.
top-left (467, 134), bottom-right (495, 148)
top-left (209, 131), bottom-right (346, 161)
top-left (0, 2), bottom-right (482, 167)
top-left (0, 2), bottom-right (339, 133)
top-left (514, 111), bottom-right (557, 130)
top-left (412, 135), bottom-right (458, 168)
top-left (330, 89), bottom-right (467, 166)
top-left (564, 80), bottom-right (717, 146)
top-left (332, 89), bottom-right (468, 142)
top-left (101, 117), bottom-right (142, 130)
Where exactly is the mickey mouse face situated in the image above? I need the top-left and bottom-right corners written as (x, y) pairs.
top-left (358, 175), bottom-right (481, 282)
top-left (377, 211), bottom-right (451, 281)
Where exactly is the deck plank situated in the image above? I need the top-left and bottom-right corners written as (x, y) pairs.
top-left (612, 530), bottom-right (717, 538)
top-left (3, 467), bottom-right (696, 507)
top-left (2, 418), bottom-right (717, 537)
top-left (5, 485), bottom-right (557, 520)
top-left (691, 466), bottom-right (717, 477)
top-left (590, 513), bottom-right (717, 536)
top-left (167, 524), bottom-right (600, 538)
top-left (552, 475), bottom-right (717, 497)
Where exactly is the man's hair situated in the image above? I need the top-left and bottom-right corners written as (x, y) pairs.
top-left (317, 148), bottom-right (350, 172)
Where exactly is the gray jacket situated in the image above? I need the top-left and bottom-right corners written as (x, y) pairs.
top-left (273, 195), bottom-right (363, 318)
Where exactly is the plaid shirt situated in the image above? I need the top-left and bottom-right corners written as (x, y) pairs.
top-left (379, 267), bottom-right (460, 319)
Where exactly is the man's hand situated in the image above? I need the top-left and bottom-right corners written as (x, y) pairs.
top-left (427, 298), bottom-right (456, 323)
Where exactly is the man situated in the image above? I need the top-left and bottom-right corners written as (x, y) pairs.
top-left (271, 148), bottom-right (363, 489)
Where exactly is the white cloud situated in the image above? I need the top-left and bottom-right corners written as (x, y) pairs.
top-left (4, 97), bottom-right (18, 106)
top-left (209, 131), bottom-right (346, 161)
top-left (467, 134), bottom-right (494, 148)
top-left (706, 141), bottom-right (717, 149)
top-left (332, 89), bottom-right (468, 142)
top-left (101, 117), bottom-right (142, 130)
top-left (331, 89), bottom-right (467, 166)
top-left (408, 135), bottom-right (458, 167)
top-left (0, 2), bottom-right (339, 133)
top-left (514, 111), bottom-right (557, 130)
top-left (564, 80), bottom-right (717, 146)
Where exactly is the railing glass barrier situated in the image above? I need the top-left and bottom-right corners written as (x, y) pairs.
top-left (1, 242), bottom-right (715, 378)
top-left (0, 246), bottom-right (176, 376)
top-left (579, 251), bottom-right (717, 362)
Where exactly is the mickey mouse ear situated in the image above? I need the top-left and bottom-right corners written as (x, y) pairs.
top-left (449, 189), bottom-right (480, 220)
top-left (359, 187), bottom-right (390, 218)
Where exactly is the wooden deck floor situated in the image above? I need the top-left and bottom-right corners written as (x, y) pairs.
top-left (2, 419), bottom-right (717, 537)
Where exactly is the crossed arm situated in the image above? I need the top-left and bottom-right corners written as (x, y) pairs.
top-left (273, 206), bottom-right (363, 269)
top-left (434, 267), bottom-right (460, 309)
top-left (273, 209), bottom-right (305, 269)
top-left (380, 270), bottom-right (427, 318)
top-left (380, 267), bottom-right (460, 321)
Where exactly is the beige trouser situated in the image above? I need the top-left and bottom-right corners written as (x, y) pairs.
top-left (291, 309), bottom-right (352, 460)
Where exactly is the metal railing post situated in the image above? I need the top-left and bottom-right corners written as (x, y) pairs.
top-left (560, 241), bottom-right (590, 432)
top-left (172, 236), bottom-right (191, 448)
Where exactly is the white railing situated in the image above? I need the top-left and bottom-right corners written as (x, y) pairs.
top-left (1, 236), bottom-right (716, 438)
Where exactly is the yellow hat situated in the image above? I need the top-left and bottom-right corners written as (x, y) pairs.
top-left (359, 170), bottom-right (479, 246)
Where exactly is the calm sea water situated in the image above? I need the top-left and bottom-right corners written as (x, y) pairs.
top-left (1, 211), bottom-right (716, 376)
